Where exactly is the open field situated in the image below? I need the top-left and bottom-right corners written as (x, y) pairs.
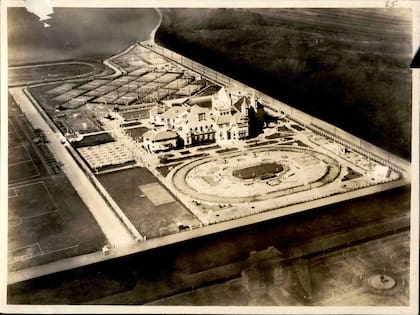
top-left (157, 8), bottom-right (412, 158)
top-left (9, 62), bottom-right (98, 84)
top-left (8, 162), bottom-right (40, 183)
top-left (148, 230), bottom-right (409, 306)
top-left (233, 162), bottom-right (284, 179)
top-left (8, 116), bottom-right (46, 183)
top-left (8, 177), bottom-right (108, 272)
top-left (7, 181), bottom-right (409, 304)
top-left (8, 95), bottom-right (107, 272)
top-left (98, 167), bottom-right (200, 238)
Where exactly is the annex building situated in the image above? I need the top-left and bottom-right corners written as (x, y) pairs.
top-left (144, 86), bottom-right (254, 152)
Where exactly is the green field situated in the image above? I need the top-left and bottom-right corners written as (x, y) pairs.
top-left (232, 162), bottom-right (284, 179)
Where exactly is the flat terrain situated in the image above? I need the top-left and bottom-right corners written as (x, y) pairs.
top-left (157, 8), bottom-right (412, 158)
top-left (7, 183), bottom-right (410, 304)
top-left (6, 10), bottom-right (412, 306)
top-left (148, 231), bottom-right (409, 306)
top-left (7, 95), bottom-right (108, 272)
top-left (97, 167), bottom-right (200, 238)
top-left (8, 62), bottom-right (101, 84)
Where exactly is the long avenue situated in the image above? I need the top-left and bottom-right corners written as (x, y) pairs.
top-left (9, 87), bottom-right (135, 248)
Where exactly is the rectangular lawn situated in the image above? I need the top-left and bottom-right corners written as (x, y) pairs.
top-left (8, 177), bottom-right (108, 272)
top-left (98, 167), bottom-right (200, 238)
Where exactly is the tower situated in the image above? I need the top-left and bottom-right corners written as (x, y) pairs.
top-left (241, 96), bottom-right (250, 119)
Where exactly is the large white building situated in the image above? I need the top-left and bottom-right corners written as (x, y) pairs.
top-left (146, 86), bottom-right (253, 151)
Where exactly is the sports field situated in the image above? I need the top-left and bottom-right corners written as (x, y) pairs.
top-left (8, 99), bottom-right (107, 272)
top-left (8, 116), bottom-right (45, 184)
top-left (98, 167), bottom-right (201, 238)
top-left (9, 61), bottom-right (101, 84)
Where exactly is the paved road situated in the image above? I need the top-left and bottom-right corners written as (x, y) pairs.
top-left (9, 87), bottom-right (134, 248)
top-left (8, 192), bottom-right (409, 285)
top-left (102, 43), bottom-right (138, 78)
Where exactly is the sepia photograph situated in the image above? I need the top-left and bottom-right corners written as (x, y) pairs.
top-left (1, 1), bottom-right (418, 314)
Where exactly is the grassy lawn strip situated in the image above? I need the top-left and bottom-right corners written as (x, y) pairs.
top-left (215, 147), bottom-right (238, 154)
top-left (72, 133), bottom-right (115, 148)
top-left (232, 162), bottom-right (283, 180)
top-left (342, 167), bottom-right (363, 181)
top-left (245, 140), bottom-right (277, 148)
top-left (156, 163), bottom-right (182, 177)
top-left (160, 153), bottom-right (209, 164)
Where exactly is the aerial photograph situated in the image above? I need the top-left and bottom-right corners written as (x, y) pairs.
top-left (3, 3), bottom-right (417, 313)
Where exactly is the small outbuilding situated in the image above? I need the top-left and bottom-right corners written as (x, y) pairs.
top-left (143, 129), bottom-right (178, 153)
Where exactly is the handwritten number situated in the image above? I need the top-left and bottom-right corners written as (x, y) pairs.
top-left (385, 0), bottom-right (398, 8)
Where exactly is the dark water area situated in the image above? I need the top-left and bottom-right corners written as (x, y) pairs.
top-left (8, 8), bottom-right (159, 65)
top-left (156, 8), bottom-right (412, 160)
top-left (8, 186), bottom-right (410, 304)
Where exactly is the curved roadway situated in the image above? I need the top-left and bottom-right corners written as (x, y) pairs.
top-left (171, 146), bottom-right (341, 204)
top-left (8, 61), bottom-right (103, 87)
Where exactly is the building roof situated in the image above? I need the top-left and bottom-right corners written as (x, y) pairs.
top-left (161, 106), bottom-right (186, 120)
top-left (233, 96), bottom-right (251, 112)
top-left (149, 104), bottom-right (169, 116)
top-left (194, 84), bottom-right (223, 97)
top-left (143, 130), bottom-right (178, 142)
top-left (188, 99), bottom-right (213, 108)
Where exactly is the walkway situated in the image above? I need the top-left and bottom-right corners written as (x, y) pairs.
top-left (9, 87), bottom-right (134, 248)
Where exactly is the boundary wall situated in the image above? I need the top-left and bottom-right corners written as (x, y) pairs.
top-left (142, 42), bottom-right (411, 177)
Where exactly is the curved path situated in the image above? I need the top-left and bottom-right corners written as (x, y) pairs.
top-left (8, 61), bottom-right (100, 87)
top-left (148, 8), bottom-right (163, 43)
top-left (9, 61), bottom-right (95, 70)
top-left (171, 146), bottom-right (341, 204)
top-left (102, 43), bottom-right (139, 78)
